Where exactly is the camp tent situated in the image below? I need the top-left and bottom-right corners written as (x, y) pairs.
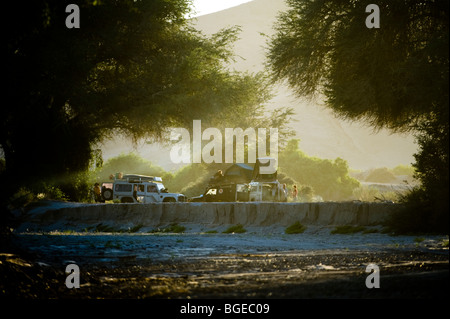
top-left (223, 163), bottom-right (254, 184)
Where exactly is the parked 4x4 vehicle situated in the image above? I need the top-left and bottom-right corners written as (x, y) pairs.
top-left (249, 181), bottom-right (287, 202)
top-left (101, 174), bottom-right (186, 203)
top-left (189, 183), bottom-right (249, 202)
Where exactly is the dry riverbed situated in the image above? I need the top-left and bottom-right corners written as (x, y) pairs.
top-left (1, 228), bottom-right (448, 300)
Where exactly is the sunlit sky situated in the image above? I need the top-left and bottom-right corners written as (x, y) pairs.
top-left (191, 0), bottom-right (254, 16)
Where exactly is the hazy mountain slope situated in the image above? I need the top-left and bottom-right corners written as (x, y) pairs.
top-left (192, 0), bottom-right (417, 169)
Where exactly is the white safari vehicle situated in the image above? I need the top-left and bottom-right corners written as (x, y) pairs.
top-left (101, 174), bottom-right (186, 203)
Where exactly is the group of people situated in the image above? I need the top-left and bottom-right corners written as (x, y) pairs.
top-left (281, 183), bottom-right (298, 201)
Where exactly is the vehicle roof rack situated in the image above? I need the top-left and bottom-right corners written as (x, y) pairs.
top-left (117, 174), bottom-right (163, 183)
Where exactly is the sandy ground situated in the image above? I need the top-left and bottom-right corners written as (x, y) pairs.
top-left (1, 229), bottom-right (448, 300)
top-left (1, 200), bottom-right (448, 301)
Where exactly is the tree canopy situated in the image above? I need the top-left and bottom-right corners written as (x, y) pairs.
top-left (278, 139), bottom-right (359, 200)
top-left (268, 0), bottom-right (448, 232)
top-left (2, 0), bottom-right (292, 200)
top-left (267, 0), bottom-right (448, 131)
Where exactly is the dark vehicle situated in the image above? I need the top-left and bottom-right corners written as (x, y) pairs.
top-left (189, 158), bottom-right (279, 202)
top-left (189, 183), bottom-right (249, 202)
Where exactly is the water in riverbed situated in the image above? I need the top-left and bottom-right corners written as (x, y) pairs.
top-left (12, 227), bottom-right (447, 265)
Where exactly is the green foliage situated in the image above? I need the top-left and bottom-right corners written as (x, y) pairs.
top-left (222, 224), bottom-right (246, 234)
top-left (386, 111), bottom-right (449, 234)
top-left (285, 221), bottom-right (306, 234)
top-left (268, 0), bottom-right (448, 232)
top-left (412, 114), bottom-right (449, 224)
top-left (385, 187), bottom-right (449, 234)
top-left (93, 153), bottom-right (167, 183)
top-left (165, 163), bottom-right (209, 196)
top-left (178, 175), bottom-right (211, 198)
top-left (268, 0), bottom-right (448, 132)
top-left (278, 139), bottom-right (359, 200)
top-left (60, 171), bottom-right (92, 202)
top-left (3, 0), bottom-right (292, 204)
top-left (40, 184), bottom-right (69, 202)
top-left (391, 165), bottom-right (415, 177)
top-left (7, 188), bottom-right (37, 210)
top-left (298, 185), bottom-right (315, 202)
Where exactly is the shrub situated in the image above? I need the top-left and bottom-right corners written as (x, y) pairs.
top-left (41, 184), bottom-right (69, 201)
top-left (223, 224), bottom-right (246, 234)
top-left (285, 221), bottom-right (306, 234)
top-left (385, 187), bottom-right (449, 234)
top-left (8, 187), bottom-right (37, 209)
top-left (391, 164), bottom-right (415, 177)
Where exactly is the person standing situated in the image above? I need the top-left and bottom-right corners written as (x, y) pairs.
top-left (133, 185), bottom-right (138, 202)
top-left (282, 183), bottom-right (288, 202)
top-left (214, 170), bottom-right (224, 183)
top-left (93, 183), bottom-right (102, 202)
top-left (292, 185), bottom-right (298, 202)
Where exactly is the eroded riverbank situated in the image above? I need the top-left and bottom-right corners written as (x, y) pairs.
top-left (2, 201), bottom-right (448, 300)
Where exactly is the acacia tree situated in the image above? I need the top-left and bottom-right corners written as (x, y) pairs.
top-left (267, 0), bottom-right (448, 232)
top-left (2, 0), bottom-right (292, 201)
top-left (268, 0), bottom-right (448, 130)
